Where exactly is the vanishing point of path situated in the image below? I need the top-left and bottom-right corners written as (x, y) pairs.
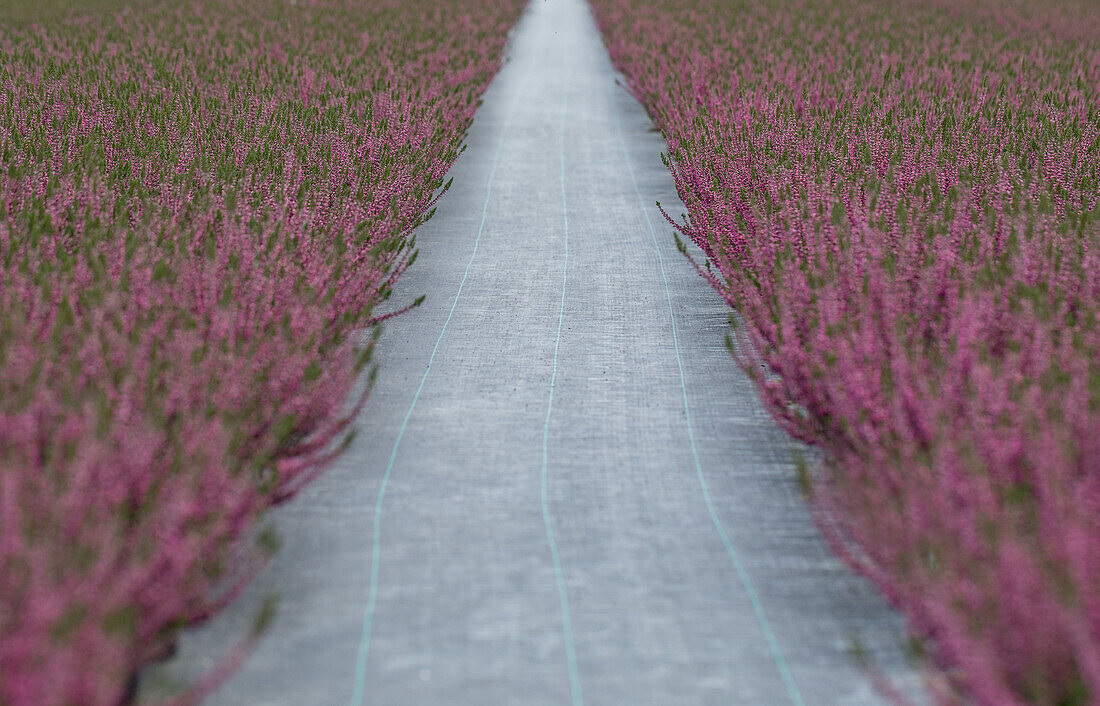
top-left (144, 0), bottom-right (930, 703)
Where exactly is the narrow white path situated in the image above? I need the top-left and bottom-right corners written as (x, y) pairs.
top-left (143, 1), bottom-right (928, 704)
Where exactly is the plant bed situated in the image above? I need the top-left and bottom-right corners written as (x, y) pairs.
top-left (0, 0), bottom-right (524, 702)
top-left (590, 0), bottom-right (1100, 702)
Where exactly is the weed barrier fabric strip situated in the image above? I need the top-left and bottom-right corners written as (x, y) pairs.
top-left (142, 0), bottom-right (931, 703)
top-left (610, 70), bottom-right (806, 706)
top-left (544, 58), bottom-right (584, 706)
top-left (347, 30), bottom-right (536, 706)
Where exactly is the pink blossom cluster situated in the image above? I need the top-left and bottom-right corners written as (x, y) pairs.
top-left (0, 0), bottom-right (523, 703)
top-left (591, 0), bottom-right (1100, 702)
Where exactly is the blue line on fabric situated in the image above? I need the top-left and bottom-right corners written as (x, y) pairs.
top-left (543, 62), bottom-right (584, 706)
top-left (348, 65), bottom-right (529, 706)
top-left (612, 92), bottom-right (806, 706)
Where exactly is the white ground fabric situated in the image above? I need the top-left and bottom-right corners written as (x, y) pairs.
top-left (142, 0), bottom-right (930, 703)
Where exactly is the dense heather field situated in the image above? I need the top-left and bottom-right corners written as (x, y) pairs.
top-left (591, 0), bottom-right (1100, 702)
top-left (0, 0), bottom-right (522, 702)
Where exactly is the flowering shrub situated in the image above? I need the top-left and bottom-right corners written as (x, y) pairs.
top-left (590, 0), bottom-right (1100, 702)
top-left (0, 0), bottom-right (523, 702)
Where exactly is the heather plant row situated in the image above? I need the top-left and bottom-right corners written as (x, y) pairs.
top-left (0, 0), bottom-right (524, 702)
top-left (589, 0), bottom-right (1100, 703)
